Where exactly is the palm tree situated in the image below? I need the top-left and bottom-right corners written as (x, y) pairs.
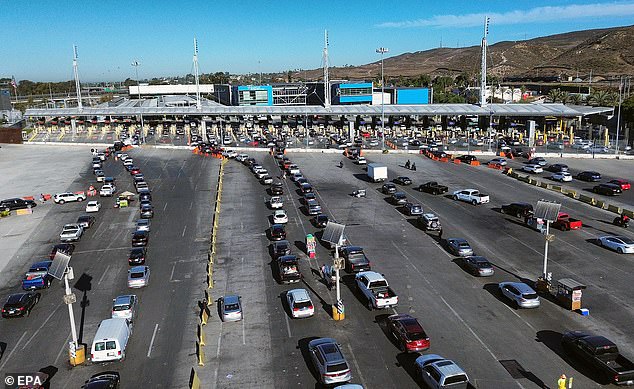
top-left (568, 94), bottom-right (583, 105)
top-left (588, 90), bottom-right (612, 106)
top-left (548, 88), bottom-right (562, 103)
top-left (559, 91), bottom-right (571, 105)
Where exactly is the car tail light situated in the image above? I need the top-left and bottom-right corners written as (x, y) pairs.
top-left (615, 374), bottom-right (619, 382)
top-left (308, 306), bottom-right (314, 310)
top-left (19, 307), bottom-right (25, 311)
top-left (118, 351), bottom-right (121, 356)
top-left (91, 354), bottom-right (94, 359)
top-left (350, 264), bottom-right (354, 270)
top-left (293, 307), bottom-right (300, 312)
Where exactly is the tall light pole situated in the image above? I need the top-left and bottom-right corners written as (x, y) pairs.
top-left (376, 47), bottom-right (389, 150)
top-left (616, 76), bottom-right (623, 154)
top-left (132, 60), bottom-right (145, 144)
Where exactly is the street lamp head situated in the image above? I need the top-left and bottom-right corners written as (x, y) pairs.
top-left (376, 47), bottom-right (389, 54)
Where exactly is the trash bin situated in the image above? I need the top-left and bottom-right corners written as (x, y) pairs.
top-left (69, 342), bottom-right (86, 366)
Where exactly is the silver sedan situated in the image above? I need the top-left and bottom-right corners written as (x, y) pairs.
top-left (598, 235), bottom-right (634, 254)
top-left (446, 238), bottom-right (474, 257)
top-left (499, 282), bottom-right (540, 308)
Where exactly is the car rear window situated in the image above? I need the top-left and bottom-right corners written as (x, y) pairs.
top-left (522, 293), bottom-right (538, 300)
top-left (326, 362), bottom-right (349, 373)
top-left (444, 374), bottom-right (468, 385)
top-left (106, 341), bottom-right (117, 350)
top-left (94, 342), bottom-right (106, 351)
top-left (348, 253), bottom-right (368, 264)
top-left (131, 272), bottom-right (144, 279)
top-left (225, 303), bottom-right (239, 311)
top-left (408, 331), bottom-right (428, 341)
top-left (113, 304), bottom-right (131, 311)
top-left (294, 301), bottom-right (312, 309)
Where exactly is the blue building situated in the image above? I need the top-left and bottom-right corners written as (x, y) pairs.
top-left (396, 88), bottom-right (430, 105)
top-left (232, 85), bottom-right (273, 106)
top-left (332, 82), bottom-right (373, 105)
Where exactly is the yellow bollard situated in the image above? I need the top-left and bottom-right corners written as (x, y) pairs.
top-left (197, 341), bottom-right (205, 366)
top-left (200, 305), bottom-right (209, 325)
top-left (205, 290), bottom-right (213, 307)
top-left (189, 368), bottom-right (201, 389)
top-left (207, 274), bottom-right (214, 289)
top-left (198, 324), bottom-right (206, 346)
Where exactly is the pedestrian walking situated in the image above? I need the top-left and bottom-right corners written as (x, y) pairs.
top-left (411, 162), bottom-right (416, 171)
top-left (557, 374), bottom-right (567, 389)
top-left (438, 228), bottom-right (443, 240)
top-left (405, 160), bottom-right (411, 169)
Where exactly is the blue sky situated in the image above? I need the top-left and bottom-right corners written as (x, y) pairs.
top-left (2, 0), bottom-right (634, 82)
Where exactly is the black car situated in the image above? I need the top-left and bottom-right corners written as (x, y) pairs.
top-left (140, 204), bottom-right (154, 218)
top-left (272, 240), bottom-right (292, 259)
top-left (456, 155), bottom-right (478, 163)
top-left (501, 203), bottom-right (534, 218)
top-left (394, 176), bottom-right (412, 186)
top-left (77, 215), bottom-right (96, 229)
top-left (340, 246), bottom-right (371, 273)
top-left (593, 183), bottom-right (622, 196)
top-left (546, 163), bottom-right (569, 173)
top-left (576, 171), bottom-right (602, 182)
top-left (382, 183), bottom-right (397, 194)
top-left (139, 192), bottom-right (152, 202)
top-left (2, 292), bottom-right (41, 318)
top-left (131, 231), bottom-right (149, 247)
top-left (139, 200), bottom-right (152, 210)
top-left (269, 224), bottom-right (286, 241)
top-left (271, 183), bottom-right (284, 195)
top-left (390, 192), bottom-right (408, 205)
top-left (314, 214), bottom-right (329, 228)
top-left (81, 371), bottom-right (120, 389)
top-left (303, 192), bottom-right (316, 203)
top-left (301, 183), bottom-right (314, 194)
top-left (0, 198), bottom-right (37, 211)
top-left (49, 243), bottom-right (75, 259)
top-left (128, 247), bottom-right (147, 265)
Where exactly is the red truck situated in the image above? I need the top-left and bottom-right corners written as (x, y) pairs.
top-left (552, 212), bottom-right (582, 231)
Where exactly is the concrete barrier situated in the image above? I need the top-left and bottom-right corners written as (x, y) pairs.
top-left (607, 204), bottom-right (622, 214)
top-left (623, 209), bottom-right (634, 218)
top-left (551, 185), bottom-right (562, 192)
top-left (197, 324), bottom-right (206, 346)
top-left (578, 194), bottom-right (597, 205)
top-left (196, 341), bottom-right (205, 366)
top-left (539, 182), bottom-right (549, 189)
top-left (189, 368), bottom-right (201, 389)
top-left (596, 200), bottom-right (607, 209)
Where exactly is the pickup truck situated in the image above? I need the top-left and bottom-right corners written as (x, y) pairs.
top-left (60, 223), bottom-right (84, 242)
top-left (562, 331), bottom-right (634, 385)
top-left (355, 271), bottom-right (398, 310)
top-left (22, 260), bottom-right (54, 290)
top-left (452, 189), bottom-right (490, 205)
top-left (277, 255), bottom-right (302, 284)
top-left (417, 182), bottom-right (449, 195)
top-left (552, 212), bottom-right (583, 231)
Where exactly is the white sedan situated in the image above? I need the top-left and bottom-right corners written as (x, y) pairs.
top-left (272, 210), bottom-right (288, 224)
top-left (598, 235), bottom-right (634, 254)
top-left (551, 172), bottom-right (573, 182)
top-left (522, 164), bottom-right (543, 174)
top-left (270, 196), bottom-right (283, 209)
top-left (85, 200), bottom-right (101, 213)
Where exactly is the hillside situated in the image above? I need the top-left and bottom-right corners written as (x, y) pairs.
top-left (292, 25), bottom-right (634, 81)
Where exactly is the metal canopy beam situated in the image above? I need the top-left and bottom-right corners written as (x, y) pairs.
top-left (25, 103), bottom-right (589, 118)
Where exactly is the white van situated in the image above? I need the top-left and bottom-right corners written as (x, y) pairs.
top-left (90, 318), bottom-right (131, 362)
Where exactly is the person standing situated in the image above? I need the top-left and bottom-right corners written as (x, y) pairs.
top-left (438, 228), bottom-right (443, 240)
top-left (557, 374), bottom-right (567, 389)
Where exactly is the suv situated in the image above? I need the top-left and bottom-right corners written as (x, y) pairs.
top-left (418, 213), bottom-right (442, 232)
top-left (112, 295), bottom-right (138, 322)
top-left (501, 203), bottom-right (533, 218)
top-left (81, 372), bottom-right (120, 389)
top-left (382, 183), bottom-right (397, 194)
top-left (340, 246), bottom-right (371, 273)
top-left (306, 199), bottom-right (322, 215)
top-left (415, 354), bottom-right (470, 389)
top-left (54, 192), bottom-right (87, 204)
top-left (308, 338), bottom-right (352, 385)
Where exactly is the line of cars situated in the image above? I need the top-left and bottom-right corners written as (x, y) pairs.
top-left (390, 155), bottom-right (634, 384)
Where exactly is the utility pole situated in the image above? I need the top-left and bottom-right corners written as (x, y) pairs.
top-left (616, 76), bottom-right (623, 154)
top-left (323, 30), bottom-right (331, 108)
top-left (72, 45), bottom-right (83, 110)
top-left (376, 47), bottom-right (389, 151)
top-left (132, 61), bottom-right (145, 144)
top-left (480, 17), bottom-right (489, 106)
top-left (193, 38), bottom-right (201, 110)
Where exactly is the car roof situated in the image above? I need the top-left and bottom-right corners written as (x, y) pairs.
top-left (449, 238), bottom-right (468, 244)
top-left (113, 295), bottom-right (135, 305)
top-left (32, 260), bottom-right (53, 268)
top-left (422, 213), bottom-right (437, 219)
top-left (466, 256), bottom-right (490, 263)
top-left (288, 289), bottom-right (310, 301)
top-left (357, 271), bottom-right (384, 282)
top-left (6, 293), bottom-right (29, 303)
top-left (224, 295), bottom-right (240, 304)
top-left (502, 282), bottom-right (535, 293)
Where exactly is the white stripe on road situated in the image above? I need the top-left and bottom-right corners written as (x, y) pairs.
top-left (163, 202), bottom-right (168, 211)
top-left (169, 263), bottom-right (176, 282)
top-left (242, 319), bottom-right (246, 345)
top-left (147, 323), bottom-right (159, 357)
top-left (182, 225), bottom-right (187, 237)
top-left (284, 311), bottom-right (292, 338)
top-left (346, 343), bottom-right (368, 389)
top-left (22, 303), bottom-right (63, 350)
top-left (0, 331), bottom-right (28, 371)
top-left (98, 264), bottom-right (111, 285)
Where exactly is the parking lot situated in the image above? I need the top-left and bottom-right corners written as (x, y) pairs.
top-left (203, 150), bottom-right (634, 388)
top-left (0, 145), bottom-right (218, 388)
top-left (1, 143), bottom-right (633, 388)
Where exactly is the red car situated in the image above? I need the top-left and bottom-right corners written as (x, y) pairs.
top-left (609, 179), bottom-right (631, 191)
top-left (130, 167), bottom-right (141, 175)
top-left (386, 314), bottom-right (430, 352)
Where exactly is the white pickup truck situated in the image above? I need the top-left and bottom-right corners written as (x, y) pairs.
top-left (355, 271), bottom-right (398, 310)
top-left (60, 223), bottom-right (84, 242)
top-left (452, 189), bottom-right (490, 205)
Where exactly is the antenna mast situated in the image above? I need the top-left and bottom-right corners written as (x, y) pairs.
top-left (73, 45), bottom-right (83, 110)
top-left (193, 38), bottom-right (201, 110)
top-left (323, 30), bottom-right (331, 107)
top-left (480, 17), bottom-right (489, 106)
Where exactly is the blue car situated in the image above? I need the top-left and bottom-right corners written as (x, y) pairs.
top-left (21, 261), bottom-right (53, 290)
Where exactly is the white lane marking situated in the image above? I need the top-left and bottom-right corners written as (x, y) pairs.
top-left (163, 202), bottom-right (168, 211)
top-left (74, 246), bottom-right (130, 254)
top-left (501, 303), bottom-right (537, 332)
top-left (242, 318), bottom-right (246, 345)
top-left (284, 311), bottom-right (292, 338)
top-left (395, 243), bottom-right (527, 388)
top-left (147, 323), bottom-right (159, 357)
top-left (0, 331), bottom-right (28, 371)
top-left (127, 210), bottom-right (137, 224)
top-left (22, 303), bottom-right (63, 349)
top-left (98, 264), bottom-right (111, 285)
top-left (170, 263), bottom-right (176, 282)
top-left (189, 201), bottom-right (193, 210)
top-left (182, 225), bottom-right (187, 237)
top-left (346, 343), bottom-right (368, 388)
top-left (54, 332), bottom-right (72, 365)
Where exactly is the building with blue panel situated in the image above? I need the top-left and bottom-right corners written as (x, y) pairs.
top-left (332, 82), bottom-right (373, 105)
top-left (232, 85), bottom-right (273, 106)
top-left (396, 88), bottom-right (430, 105)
